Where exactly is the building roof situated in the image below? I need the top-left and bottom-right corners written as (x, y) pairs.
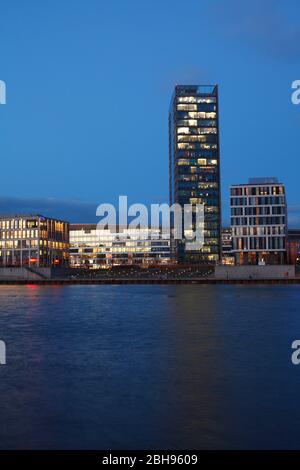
top-left (175, 84), bottom-right (218, 95)
top-left (248, 177), bottom-right (279, 184)
top-left (70, 223), bottom-right (161, 231)
top-left (231, 177), bottom-right (283, 187)
top-left (0, 214), bottom-right (69, 223)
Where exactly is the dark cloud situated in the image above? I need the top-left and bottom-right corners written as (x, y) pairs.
top-left (1, 196), bottom-right (299, 228)
top-left (0, 196), bottom-right (98, 223)
top-left (208, 0), bottom-right (300, 61)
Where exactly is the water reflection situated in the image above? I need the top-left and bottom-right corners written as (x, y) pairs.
top-left (0, 285), bottom-right (299, 449)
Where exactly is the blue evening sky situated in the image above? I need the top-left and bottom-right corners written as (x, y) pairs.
top-left (0, 0), bottom-right (299, 225)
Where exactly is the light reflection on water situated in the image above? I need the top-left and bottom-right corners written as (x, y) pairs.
top-left (0, 284), bottom-right (299, 449)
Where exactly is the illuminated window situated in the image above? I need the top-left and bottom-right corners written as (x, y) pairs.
top-left (177, 104), bottom-right (197, 111)
top-left (177, 127), bottom-right (190, 134)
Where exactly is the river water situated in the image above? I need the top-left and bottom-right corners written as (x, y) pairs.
top-left (0, 284), bottom-right (299, 449)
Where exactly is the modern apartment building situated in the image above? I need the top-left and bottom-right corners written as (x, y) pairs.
top-left (230, 178), bottom-right (287, 265)
top-left (0, 215), bottom-right (69, 267)
top-left (69, 224), bottom-right (170, 268)
top-left (169, 85), bottom-right (221, 263)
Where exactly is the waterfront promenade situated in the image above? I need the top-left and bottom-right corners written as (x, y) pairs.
top-left (0, 277), bottom-right (299, 285)
top-left (0, 265), bottom-right (299, 285)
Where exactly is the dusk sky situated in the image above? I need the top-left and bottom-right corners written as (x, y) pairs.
top-left (0, 0), bottom-right (299, 225)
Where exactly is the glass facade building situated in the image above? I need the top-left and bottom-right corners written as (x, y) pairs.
top-left (169, 85), bottom-right (221, 263)
top-left (69, 225), bottom-right (171, 268)
top-left (230, 178), bottom-right (287, 265)
top-left (0, 215), bottom-right (69, 267)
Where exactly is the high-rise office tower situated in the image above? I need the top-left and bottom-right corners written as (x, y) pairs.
top-left (169, 85), bottom-right (221, 263)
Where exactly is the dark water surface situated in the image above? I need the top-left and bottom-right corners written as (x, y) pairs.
top-left (0, 284), bottom-right (299, 449)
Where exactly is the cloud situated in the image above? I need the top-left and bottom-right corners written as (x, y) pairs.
top-left (0, 196), bottom-right (98, 223)
top-left (0, 196), bottom-right (166, 224)
top-left (1, 196), bottom-right (299, 228)
top-left (208, 0), bottom-right (300, 62)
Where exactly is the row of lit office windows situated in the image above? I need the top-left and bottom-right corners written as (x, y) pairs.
top-left (233, 237), bottom-right (285, 250)
top-left (177, 158), bottom-right (218, 166)
top-left (177, 149), bottom-right (218, 158)
top-left (0, 230), bottom-right (68, 240)
top-left (176, 119), bottom-right (216, 127)
top-left (231, 216), bottom-right (286, 226)
top-left (231, 206), bottom-right (286, 216)
top-left (69, 236), bottom-right (169, 243)
top-left (231, 186), bottom-right (284, 196)
top-left (178, 143), bottom-right (218, 150)
top-left (0, 250), bottom-right (69, 256)
top-left (177, 97), bottom-right (216, 104)
top-left (177, 107), bottom-right (217, 116)
top-left (177, 135), bottom-right (218, 143)
top-left (176, 168), bottom-right (219, 177)
top-left (69, 241), bottom-right (169, 248)
top-left (231, 196), bottom-right (286, 206)
top-left (176, 118), bottom-right (217, 126)
top-left (0, 220), bottom-right (37, 230)
top-left (0, 230), bottom-right (39, 239)
top-left (232, 226), bottom-right (286, 236)
top-left (72, 248), bottom-right (168, 254)
top-left (0, 240), bottom-right (68, 249)
top-left (177, 178), bottom-right (218, 187)
top-left (0, 219), bottom-right (67, 231)
top-left (177, 127), bottom-right (217, 135)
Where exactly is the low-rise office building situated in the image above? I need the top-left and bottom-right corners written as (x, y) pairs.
top-left (70, 224), bottom-right (171, 268)
top-left (0, 215), bottom-right (69, 267)
top-left (230, 178), bottom-right (287, 265)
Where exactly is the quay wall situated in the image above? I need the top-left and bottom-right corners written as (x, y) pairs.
top-left (0, 267), bottom-right (51, 280)
top-left (215, 265), bottom-right (295, 280)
